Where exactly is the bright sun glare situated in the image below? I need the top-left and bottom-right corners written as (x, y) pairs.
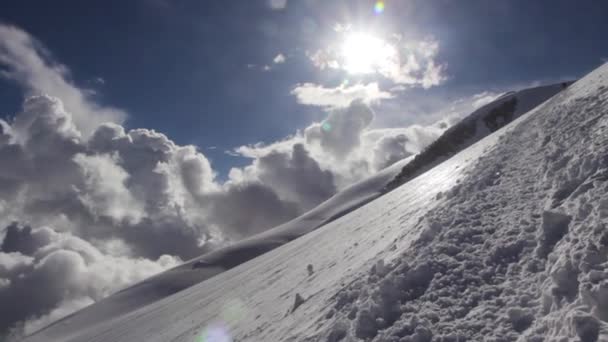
top-left (341, 32), bottom-right (396, 75)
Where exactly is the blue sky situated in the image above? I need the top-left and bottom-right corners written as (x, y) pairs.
top-left (1, 0), bottom-right (607, 176)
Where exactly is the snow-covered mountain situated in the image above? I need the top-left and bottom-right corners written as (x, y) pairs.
top-left (20, 82), bottom-right (567, 340)
top-left (25, 63), bottom-right (608, 342)
top-left (386, 82), bottom-right (572, 191)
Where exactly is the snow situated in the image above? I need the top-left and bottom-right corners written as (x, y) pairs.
top-left (25, 63), bottom-right (608, 341)
top-left (386, 82), bottom-right (570, 191)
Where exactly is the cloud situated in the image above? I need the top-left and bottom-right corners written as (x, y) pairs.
top-left (428, 91), bottom-right (503, 128)
top-left (0, 25), bottom-right (126, 137)
top-left (242, 143), bottom-right (336, 211)
top-left (232, 100), bottom-right (447, 190)
top-left (273, 53), bottom-right (286, 64)
top-left (206, 182), bottom-right (299, 240)
top-left (471, 91), bottom-right (502, 109)
top-left (0, 223), bottom-right (181, 339)
top-left (73, 153), bottom-right (144, 224)
top-left (308, 34), bottom-right (447, 89)
top-left (291, 82), bottom-right (393, 109)
top-left (248, 53), bottom-right (286, 72)
top-left (0, 94), bottom-right (217, 261)
top-left (304, 100), bottom-right (374, 158)
top-left (395, 39), bottom-right (447, 88)
top-left (268, 0), bottom-right (288, 10)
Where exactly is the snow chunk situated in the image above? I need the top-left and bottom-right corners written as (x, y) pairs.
top-left (536, 210), bottom-right (571, 258)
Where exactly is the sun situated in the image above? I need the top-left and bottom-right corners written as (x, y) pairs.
top-left (340, 32), bottom-right (396, 75)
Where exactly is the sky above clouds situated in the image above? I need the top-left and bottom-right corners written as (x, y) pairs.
top-left (0, 0), bottom-right (608, 338)
top-left (1, 0), bottom-right (607, 174)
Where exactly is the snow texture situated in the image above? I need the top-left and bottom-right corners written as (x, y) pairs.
top-left (25, 64), bottom-right (608, 342)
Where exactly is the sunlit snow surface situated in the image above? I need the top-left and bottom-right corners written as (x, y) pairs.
top-left (26, 64), bottom-right (608, 341)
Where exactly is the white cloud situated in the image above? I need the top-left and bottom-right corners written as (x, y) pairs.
top-left (73, 153), bottom-right (144, 224)
top-left (273, 53), bottom-right (286, 64)
top-left (309, 34), bottom-right (447, 89)
top-left (304, 100), bottom-right (374, 158)
top-left (0, 25), bottom-right (126, 137)
top-left (291, 82), bottom-right (393, 109)
top-left (268, 0), bottom-right (288, 10)
top-left (307, 49), bottom-right (340, 70)
top-left (255, 54), bottom-right (286, 72)
top-left (0, 224), bottom-right (181, 338)
top-left (231, 100), bottom-right (449, 190)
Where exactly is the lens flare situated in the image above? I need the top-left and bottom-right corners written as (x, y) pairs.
top-left (197, 323), bottom-right (231, 342)
top-left (322, 122), bottom-right (332, 132)
top-left (374, 1), bottom-right (385, 14)
top-left (221, 299), bottom-right (247, 323)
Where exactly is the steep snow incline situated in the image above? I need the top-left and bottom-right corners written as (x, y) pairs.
top-left (26, 68), bottom-right (605, 341)
top-left (24, 83), bottom-right (568, 339)
top-left (315, 67), bottom-right (608, 341)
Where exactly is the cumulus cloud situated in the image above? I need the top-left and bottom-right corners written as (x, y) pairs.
top-left (73, 153), bottom-right (144, 224)
top-left (0, 223), bottom-right (180, 339)
top-left (291, 82), bottom-right (392, 109)
top-left (206, 182), bottom-right (299, 240)
top-left (304, 100), bottom-right (374, 157)
top-left (239, 143), bottom-right (336, 211)
top-left (232, 100), bottom-right (447, 190)
top-left (0, 25), bottom-right (126, 137)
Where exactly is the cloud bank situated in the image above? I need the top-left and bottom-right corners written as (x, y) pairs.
top-left (0, 223), bottom-right (180, 337)
top-left (291, 82), bottom-right (392, 109)
top-left (0, 24), bottom-right (456, 338)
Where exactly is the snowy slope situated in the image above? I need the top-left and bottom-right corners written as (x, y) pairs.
top-left (22, 78), bottom-right (585, 341)
top-left (26, 67), bottom-right (608, 341)
top-left (21, 82), bottom-right (569, 340)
